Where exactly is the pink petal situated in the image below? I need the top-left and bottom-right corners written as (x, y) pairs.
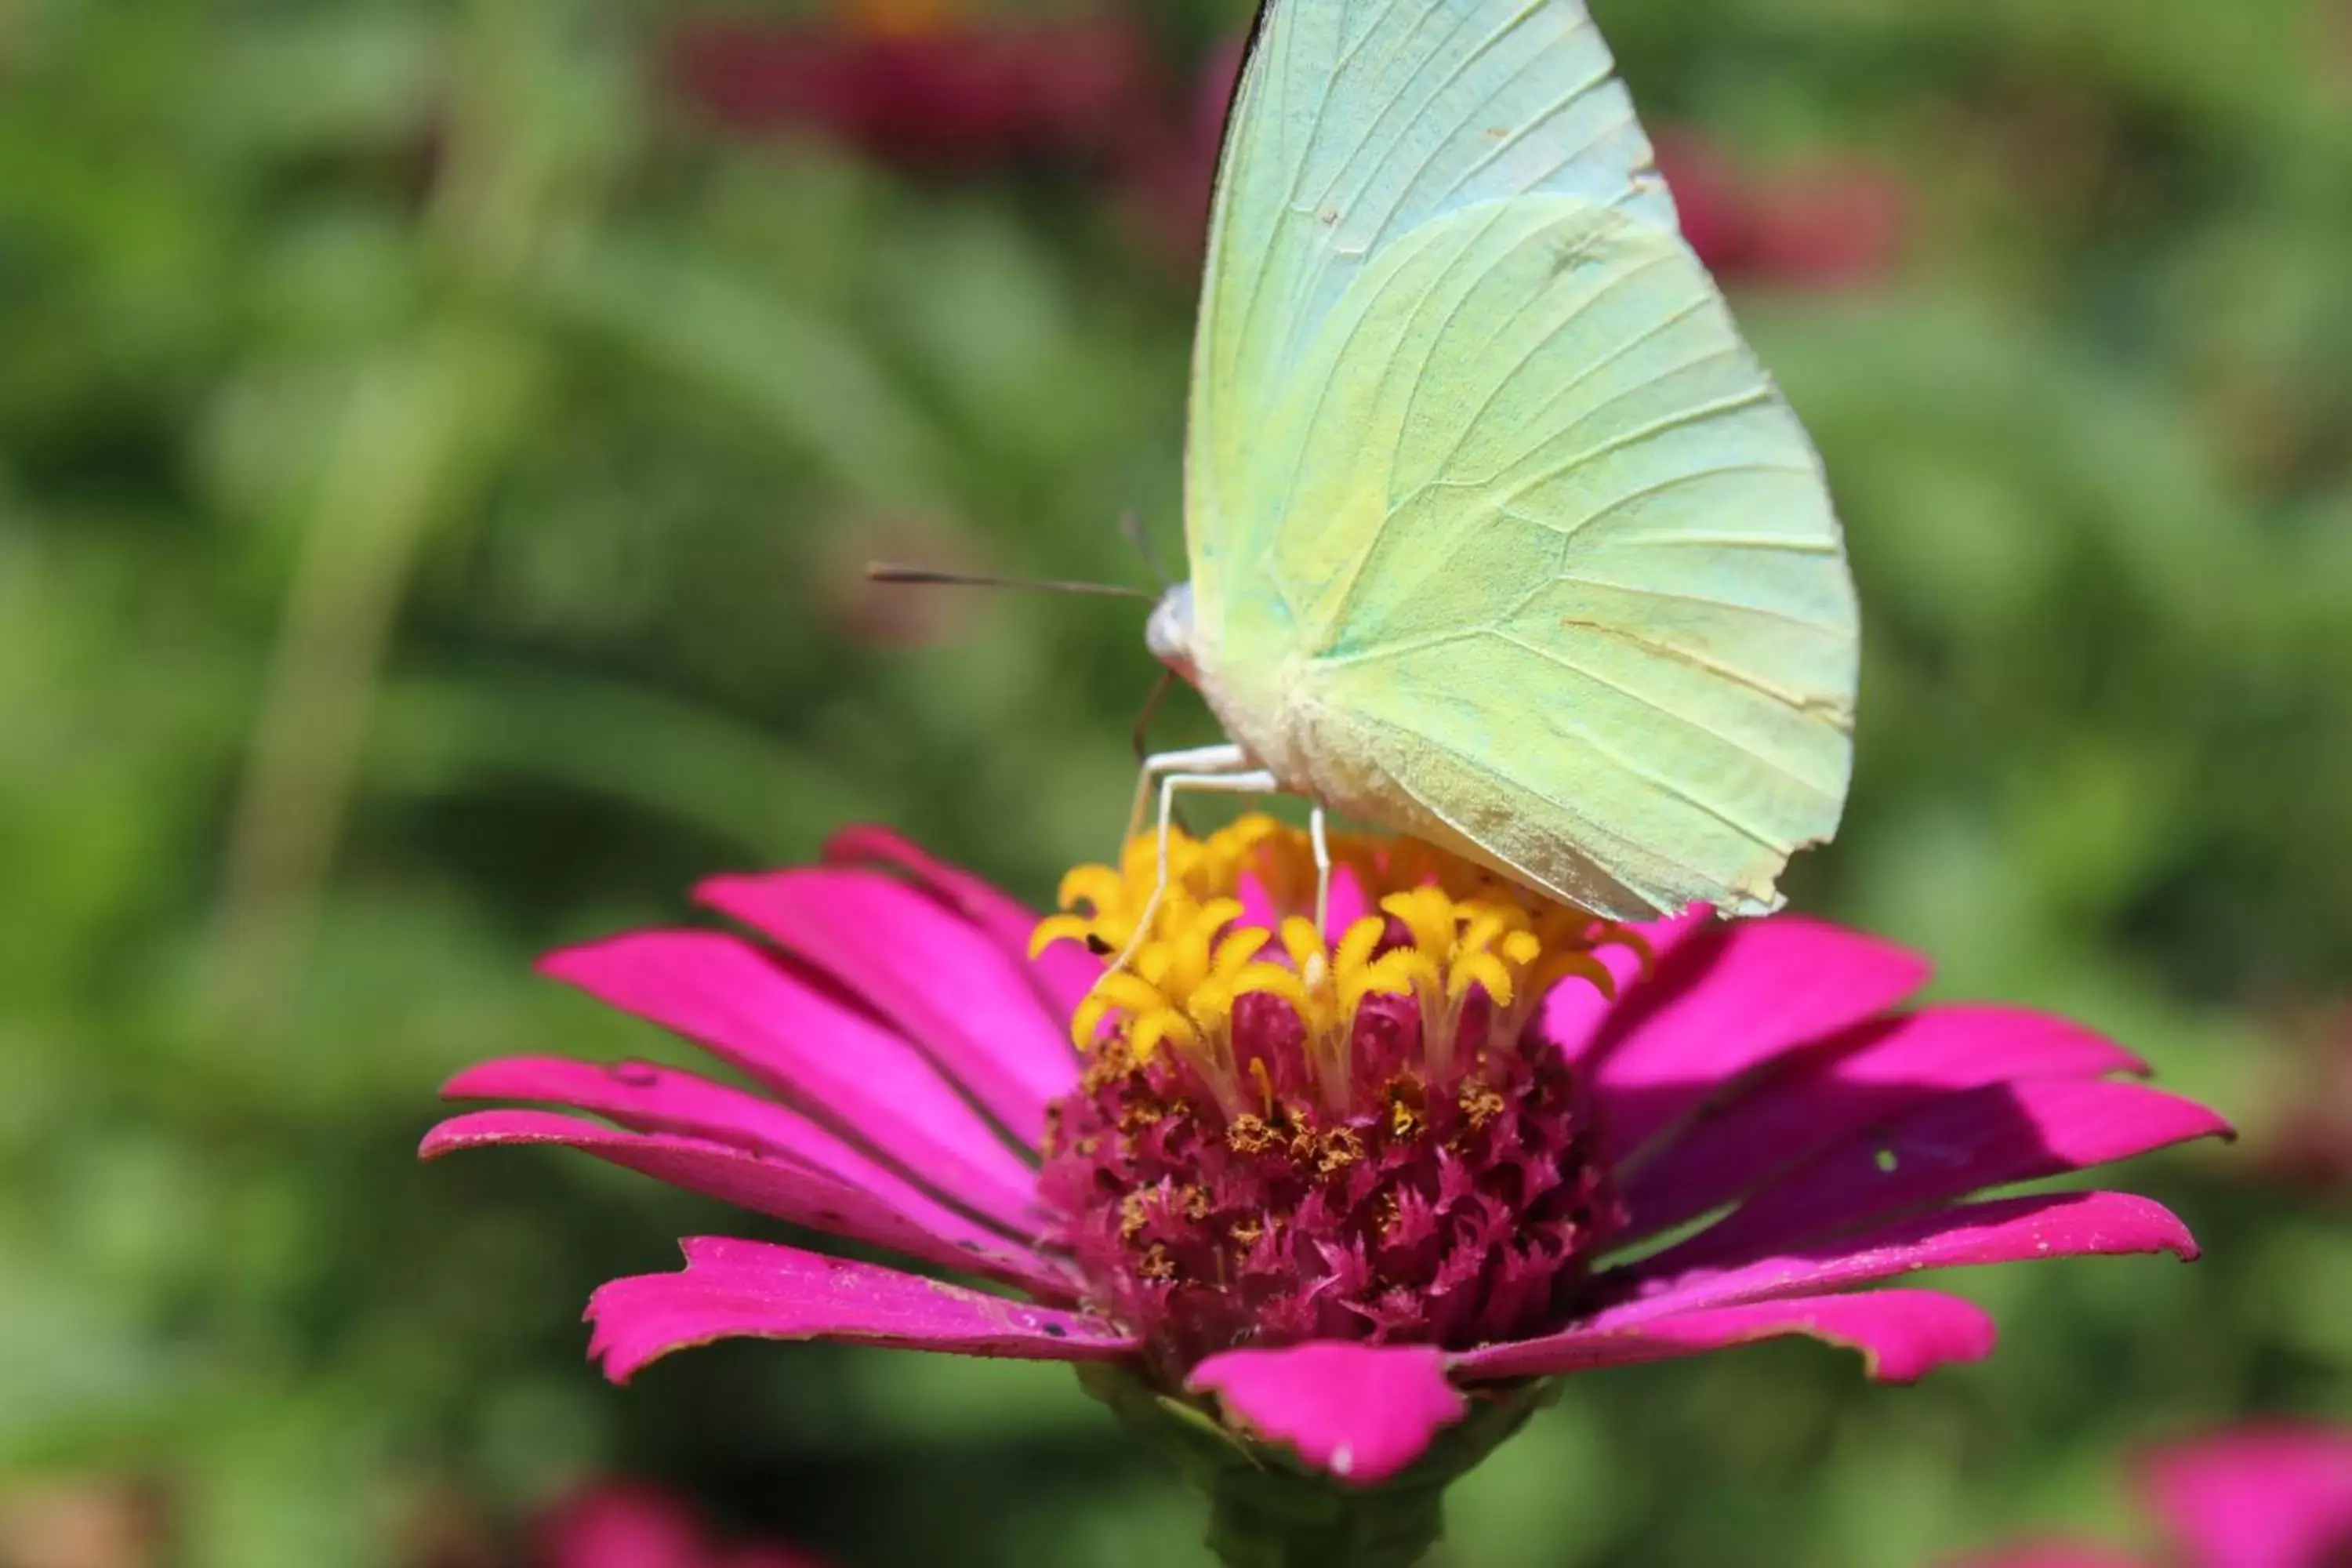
top-left (1542, 906), bottom-right (1715, 1065)
top-left (586, 1236), bottom-right (1134, 1381)
top-left (822, 824), bottom-right (1100, 1023)
top-left (1238, 863), bottom-right (1367, 939)
top-left (2141, 1424), bottom-right (2352, 1568)
top-left (700, 868), bottom-right (1074, 1145)
top-left (1635, 1077), bottom-right (2231, 1277)
top-left (1453, 1287), bottom-right (1995, 1383)
top-left (441, 1055), bottom-right (1028, 1252)
top-left (1584, 916), bottom-right (1933, 1163)
top-left (420, 1109), bottom-right (1067, 1298)
top-left (1323, 862), bottom-right (1370, 936)
top-left (1186, 1343), bottom-right (1466, 1486)
top-left (1606, 1191), bottom-right (2196, 1322)
top-left (1620, 1005), bottom-right (2146, 1238)
top-left (534, 1481), bottom-right (711, 1568)
top-left (1236, 871), bottom-right (1282, 939)
top-left (541, 931), bottom-right (1038, 1232)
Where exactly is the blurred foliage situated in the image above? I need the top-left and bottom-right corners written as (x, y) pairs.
top-left (2, 1), bottom-right (2350, 1566)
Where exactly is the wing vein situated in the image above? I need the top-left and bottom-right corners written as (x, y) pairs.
top-left (1349, 2), bottom-right (1558, 249)
top-left (1497, 458), bottom-right (1821, 540)
top-left (1427, 252), bottom-right (1705, 484)
top-left (1360, 701), bottom-right (1791, 855)
top-left (1482, 378), bottom-right (1773, 511)
top-left (1543, 572), bottom-right (1852, 633)
top-left (1492, 628), bottom-right (1850, 753)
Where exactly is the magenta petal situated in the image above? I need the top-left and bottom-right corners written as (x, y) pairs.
top-left (421, 1109), bottom-right (1068, 1297)
top-left (441, 1055), bottom-right (1029, 1250)
top-left (1606, 1191), bottom-right (2197, 1321)
top-left (1323, 863), bottom-right (1370, 937)
top-left (1187, 1343), bottom-right (1466, 1486)
top-left (534, 1482), bottom-right (711, 1568)
top-left (1542, 906), bottom-right (1714, 1065)
top-left (1236, 872), bottom-right (1282, 938)
top-left (1453, 1287), bottom-right (1995, 1383)
top-left (2141, 1425), bottom-right (2352, 1568)
top-left (1621, 1005), bottom-right (2147, 1238)
top-left (822, 824), bottom-right (1102, 1023)
top-left (587, 1236), bottom-right (1135, 1381)
top-left (1637, 1077), bottom-right (2232, 1276)
top-left (700, 868), bottom-right (1074, 1145)
top-left (540, 931), bottom-right (1037, 1232)
top-left (1585, 916), bottom-right (1933, 1162)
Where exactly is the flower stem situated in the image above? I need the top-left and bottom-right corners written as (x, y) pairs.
top-left (1201, 1465), bottom-right (1449, 1568)
top-left (1078, 1364), bottom-right (1552, 1568)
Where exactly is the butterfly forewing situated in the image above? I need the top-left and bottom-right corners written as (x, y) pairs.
top-left (1184, 0), bottom-right (1858, 919)
top-left (1189, 0), bottom-right (1674, 637)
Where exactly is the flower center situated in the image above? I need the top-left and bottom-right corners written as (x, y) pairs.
top-left (1033, 815), bottom-right (1639, 1377)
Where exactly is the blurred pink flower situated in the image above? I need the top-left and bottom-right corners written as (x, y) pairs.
top-left (1953, 1425), bottom-right (2352, 1568)
top-left (1114, 34), bottom-right (1246, 264)
top-left (666, 7), bottom-right (1243, 263)
top-left (426, 818), bottom-right (2223, 1488)
top-left (1653, 129), bottom-right (1907, 289)
top-left (666, 6), bottom-right (1166, 178)
top-left (535, 1480), bottom-right (823, 1568)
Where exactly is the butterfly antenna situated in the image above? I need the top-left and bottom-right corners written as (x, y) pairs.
top-left (865, 563), bottom-right (1156, 602)
top-left (1118, 510), bottom-right (1177, 591)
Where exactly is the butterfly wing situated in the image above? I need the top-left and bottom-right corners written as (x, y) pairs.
top-left (1185, 0), bottom-right (1675, 654)
top-left (1185, 0), bottom-right (1857, 919)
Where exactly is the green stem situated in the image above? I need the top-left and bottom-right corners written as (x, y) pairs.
top-left (1201, 1463), bottom-right (1450, 1568)
top-left (1078, 1365), bottom-right (1553, 1568)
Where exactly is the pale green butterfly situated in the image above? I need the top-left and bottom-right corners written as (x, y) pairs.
top-left (1125, 0), bottom-right (1859, 946)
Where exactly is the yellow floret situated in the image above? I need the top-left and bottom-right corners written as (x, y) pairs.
top-left (1035, 815), bottom-right (1629, 1114)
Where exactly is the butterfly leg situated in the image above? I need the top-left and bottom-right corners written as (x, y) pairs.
top-left (1308, 803), bottom-right (1331, 938)
top-left (1124, 742), bottom-right (1250, 844)
top-left (1094, 760), bottom-right (1280, 994)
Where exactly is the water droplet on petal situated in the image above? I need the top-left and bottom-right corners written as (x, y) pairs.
top-left (609, 1059), bottom-right (660, 1087)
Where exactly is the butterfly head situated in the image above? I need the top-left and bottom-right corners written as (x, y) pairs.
top-left (1143, 580), bottom-right (1197, 684)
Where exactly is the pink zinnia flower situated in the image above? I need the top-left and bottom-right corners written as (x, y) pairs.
top-left (665, 6), bottom-right (1243, 264)
top-left (1653, 129), bottom-right (1908, 289)
top-left (535, 1478), bottom-right (825, 1568)
top-left (666, 7), bottom-right (1163, 178)
top-left (1953, 1424), bottom-right (2352, 1568)
top-left (425, 818), bottom-right (2223, 1541)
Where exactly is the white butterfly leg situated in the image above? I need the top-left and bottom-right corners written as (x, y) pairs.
top-left (1124, 742), bottom-right (1250, 843)
top-left (1094, 760), bottom-right (1280, 992)
top-left (1308, 803), bottom-right (1331, 938)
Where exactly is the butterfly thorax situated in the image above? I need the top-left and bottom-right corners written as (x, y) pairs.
top-left (1156, 596), bottom-right (1400, 834)
top-left (1143, 582), bottom-right (1199, 687)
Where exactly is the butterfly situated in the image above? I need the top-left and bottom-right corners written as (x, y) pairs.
top-left (1128, 0), bottom-right (1859, 942)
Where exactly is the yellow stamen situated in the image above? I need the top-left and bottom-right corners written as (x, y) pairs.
top-left (1036, 815), bottom-right (1622, 1112)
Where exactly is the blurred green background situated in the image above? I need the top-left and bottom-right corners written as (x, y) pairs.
top-left (4, 0), bottom-right (2350, 1564)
